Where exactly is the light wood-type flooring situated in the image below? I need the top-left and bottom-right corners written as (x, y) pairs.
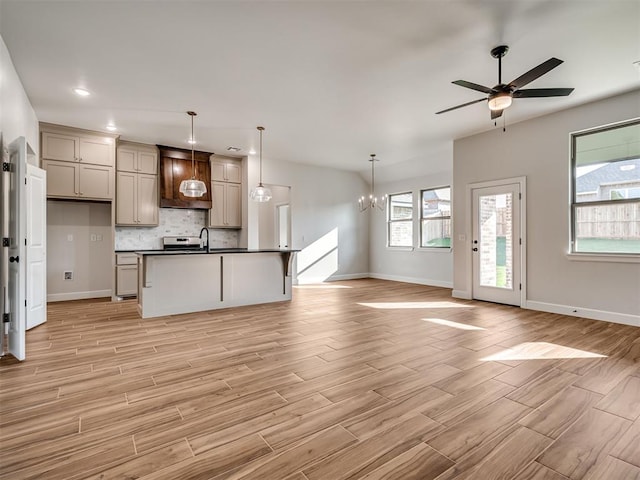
top-left (1, 279), bottom-right (639, 479)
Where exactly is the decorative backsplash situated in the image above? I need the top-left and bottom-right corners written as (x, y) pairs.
top-left (115, 208), bottom-right (239, 250)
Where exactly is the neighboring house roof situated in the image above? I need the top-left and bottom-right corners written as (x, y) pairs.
top-left (576, 158), bottom-right (640, 194)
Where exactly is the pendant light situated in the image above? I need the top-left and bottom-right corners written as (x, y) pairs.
top-left (250, 126), bottom-right (272, 202)
top-left (359, 154), bottom-right (386, 212)
top-left (179, 111), bottom-right (207, 198)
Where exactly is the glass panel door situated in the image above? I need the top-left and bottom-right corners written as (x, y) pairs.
top-left (472, 183), bottom-right (521, 306)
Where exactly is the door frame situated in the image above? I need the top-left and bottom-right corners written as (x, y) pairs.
top-left (465, 176), bottom-right (527, 307)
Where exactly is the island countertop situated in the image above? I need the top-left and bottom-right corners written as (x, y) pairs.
top-left (136, 248), bottom-right (299, 256)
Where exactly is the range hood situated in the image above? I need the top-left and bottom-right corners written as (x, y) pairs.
top-left (158, 145), bottom-right (212, 209)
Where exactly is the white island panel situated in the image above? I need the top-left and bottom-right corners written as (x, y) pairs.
top-left (138, 254), bottom-right (222, 318)
top-left (137, 251), bottom-right (294, 319)
top-left (224, 253), bottom-right (290, 307)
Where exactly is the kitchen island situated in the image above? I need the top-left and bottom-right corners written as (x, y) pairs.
top-left (136, 249), bottom-right (297, 318)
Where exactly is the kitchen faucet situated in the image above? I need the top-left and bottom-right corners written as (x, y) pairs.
top-left (199, 227), bottom-right (209, 251)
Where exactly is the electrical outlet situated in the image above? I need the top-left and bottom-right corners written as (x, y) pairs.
top-left (64, 271), bottom-right (73, 281)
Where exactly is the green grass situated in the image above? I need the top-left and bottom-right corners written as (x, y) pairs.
top-left (576, 238), bottom-right (640, 254)
top-left (426, 238), bottom-right (451, 247)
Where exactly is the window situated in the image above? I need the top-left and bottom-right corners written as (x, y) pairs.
top-left (420, 186), bottom-right (451, 248)
top-left (572, 119), bottom-right (640, 254)
top-left (388, 192), bottom-right (413, 247)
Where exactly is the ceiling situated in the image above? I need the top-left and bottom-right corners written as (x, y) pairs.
top-left (1, 1), bottom-right (638, 177)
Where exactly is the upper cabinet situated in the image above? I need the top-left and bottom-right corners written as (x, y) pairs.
top-left (117, 144), bottom-right (158, 174)
top-left (208, 155), bottom-right (243, 229)
top-left (211, 158), bottom-right (241, 183)
top-left (116, 142), bottom-right (159, 226)
top-left (158, 145), bottom-right (212, 209)
top-left (40, 123), bottom-right (117, 200)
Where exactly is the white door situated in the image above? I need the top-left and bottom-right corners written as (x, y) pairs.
top-left (7, 137), bottom-right (27, 360)
top-left (472, 182), bottom-right (522, 306)
top-left (26, 165), bottom-right (47, 330)
top-left (277, 204), bottom-right (290, 248)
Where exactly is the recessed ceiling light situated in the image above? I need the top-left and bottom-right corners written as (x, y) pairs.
top-left (248, 149), bottom-right (256, 155)
top-left (73, 87), bottom-right (91, 97)
top-left (106, 124), bottom-right (117, 131)
top-left (227, 146), bottom-right (241, 152)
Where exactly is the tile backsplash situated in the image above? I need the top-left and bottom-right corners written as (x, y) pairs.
top-left (115, 208), bottom-right (239, 250)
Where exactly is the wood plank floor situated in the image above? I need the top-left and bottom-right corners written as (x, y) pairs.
top-left (1, 279), bottom-right (639, 479)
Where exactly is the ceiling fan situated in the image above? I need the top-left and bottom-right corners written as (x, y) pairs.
top-left (436, 45), bottom-right (574, 120)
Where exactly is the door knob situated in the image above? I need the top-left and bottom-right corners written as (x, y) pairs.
top-left (9, 256), bottom-right (19, 263)
top-left (472, 248), bottom-right (478, 252)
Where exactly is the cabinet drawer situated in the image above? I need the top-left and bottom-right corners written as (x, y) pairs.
top-left (116, 253), bottom-right (138, 265)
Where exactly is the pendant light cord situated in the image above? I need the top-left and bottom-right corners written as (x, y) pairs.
top-left (257, 126), bottom-right (265, 187)
top-left (188, 111), bottom-right (197, 180)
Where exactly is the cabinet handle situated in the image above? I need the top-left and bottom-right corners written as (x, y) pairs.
top-left (79, 157), bottom-right (83, 162)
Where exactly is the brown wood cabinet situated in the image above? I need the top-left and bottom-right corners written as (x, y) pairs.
top-left (158, 145), bottom-right (212, 209)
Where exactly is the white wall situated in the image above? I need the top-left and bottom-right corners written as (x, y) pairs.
top-left (47, 200), bottom-right (113, 301)
top-left (453, 89), bottom-right (640, 325)
top-left (0, 35), bottom-right (39, 160)
top-left (250, 156), bottom-right (370, 283)
top-left (369, 168), bottom-right (453, 288)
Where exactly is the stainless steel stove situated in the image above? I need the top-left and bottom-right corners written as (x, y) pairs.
top-left (162, 236), bottom-right (202, 251)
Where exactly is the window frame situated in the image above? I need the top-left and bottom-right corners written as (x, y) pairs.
top-left (387, 191), bottom-right (414, 248)
top-left (570, 118), bottom-right (640, 256)
top-left (419, 185), bottom-right (452, 249)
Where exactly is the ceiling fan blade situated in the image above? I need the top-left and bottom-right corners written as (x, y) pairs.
top-left (491, 109), bottom-right (503, 120)
top-left (508, 58), bottom-right (564, 89)
top-left (513, 88), bottom-right (574, 98)
top-left (452, 80), bottom-right (494, 94)
top-left (436, 97), bottom-right (487, 114)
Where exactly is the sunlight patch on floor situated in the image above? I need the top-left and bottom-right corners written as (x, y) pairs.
top-left (358, 301), bottom-right (474, 309)
top-left (294, 284), bottom-right (352, 289)
top-left (422, 318), bottom-right (486, 330)
top-left (480, 342), bottom-right (607, 361)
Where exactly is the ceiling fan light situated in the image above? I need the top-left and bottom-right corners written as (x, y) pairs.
top-left (488, 93), bottom-right (513, 111)
top-left (179, 178), bottom-right (208, 197)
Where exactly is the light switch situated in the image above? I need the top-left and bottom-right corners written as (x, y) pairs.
top-left (67, 234), bottom-right (73, 242)
top-left (96, 234), bottom-right (103, 241)
top-left (90, 234), bottom-right (97, 242)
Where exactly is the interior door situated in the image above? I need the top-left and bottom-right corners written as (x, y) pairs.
top-left (472, 183), bottom-right (521, 306)
top-left (277, 204), bottom-right (290, 248)
top-left (26, 164), bottom-right (47, 330)
top-left (7, 137), bottom-right (27, 360)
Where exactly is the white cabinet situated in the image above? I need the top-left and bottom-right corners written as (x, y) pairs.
top-left (209, 181), bottom-right (241, 228)
top-left (211, 158), bottom-right (241, 183)
top-left (116, 253), bottom-right (138, 297)
top-left (116, 172), bottom-right (158, 225)
top-left (43, 160), bottom-right (114, 200)
top-left (41, 124), bottom-right (117, 200)
top-left (116, 142), bottom-right (159, 226)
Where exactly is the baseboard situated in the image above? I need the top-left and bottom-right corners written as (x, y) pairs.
top-left (368, 273), bottom-right (453, 289)
top-left (452, 289), bottom-right (472, 300)
top-left (524, 300), bottom-right (640, 327)
top-left (295, 273), bottom-right (369, 285)
top-left (47, 290), bottom-right (112, 302)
